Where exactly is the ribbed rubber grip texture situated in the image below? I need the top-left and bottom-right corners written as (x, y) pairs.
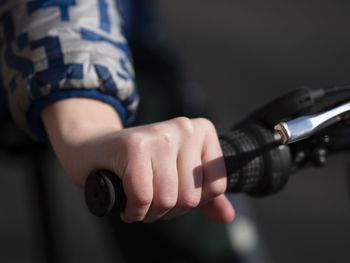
top-left (220, 121), bottom-right (291, 196)
top-left (220, 129), bottom-right (263, 193)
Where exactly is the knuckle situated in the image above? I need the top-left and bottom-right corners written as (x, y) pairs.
top-left (207, 180), bottom-right (227, 197)
top-left (128, 133), bottom-right (146, 151)
top-left (149, 125), bottom-right (173, 145)
top-left (133, 191), bottom-right (153, 207)
top-left (161, 132), bottom-right (173, 144)
top-left (180, 194), bottom-right (200, 209)
top-left (174, 117), bottom-right (194, 137)
top-left (197, 118), bottom-right (215, 133)
top-left (156, 196), bottom-right (177, 210)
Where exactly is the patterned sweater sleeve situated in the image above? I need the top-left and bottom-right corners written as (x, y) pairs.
top-left (0, 0), bottom-right (138, 139)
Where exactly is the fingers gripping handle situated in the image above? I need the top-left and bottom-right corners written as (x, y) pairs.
top-left (85, 122), bottom-right (291, 217)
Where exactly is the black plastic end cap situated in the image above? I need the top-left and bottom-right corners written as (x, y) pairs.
top-left (85, 170), bottom-right (118, 217)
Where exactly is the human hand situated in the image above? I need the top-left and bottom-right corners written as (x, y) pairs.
top-left (42, 98), bottom-right (235, 224)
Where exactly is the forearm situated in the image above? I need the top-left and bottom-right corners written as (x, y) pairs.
top-left (1, 0), bottom-right (136, 139)
top-left (41, 97), bottom-right (123, 187)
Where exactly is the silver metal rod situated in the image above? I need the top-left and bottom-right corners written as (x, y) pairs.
top-left (274, 101), bottom-right (350, 144)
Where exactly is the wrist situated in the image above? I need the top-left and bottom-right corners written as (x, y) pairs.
top-left (41, 98), bottom-right (123, 143)
top-left (41, 98), bottom-right (124, 187)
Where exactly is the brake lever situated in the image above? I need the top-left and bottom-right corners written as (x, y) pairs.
top-left (275, 100), bottom-right (350, 144)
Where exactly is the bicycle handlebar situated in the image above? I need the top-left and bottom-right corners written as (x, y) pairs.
top-left (85, 120), bottom-right (291, 217)
top-left (85, 86), bottom-right (350, 217)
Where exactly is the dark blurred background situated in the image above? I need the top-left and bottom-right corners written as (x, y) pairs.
top-left (157, 1), bottom-right (350, 262)
top-left (1, 1), bottom-right (350, 262)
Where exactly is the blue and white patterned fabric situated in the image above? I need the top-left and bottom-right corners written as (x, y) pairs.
top-left (0, 0), bottom-right (138, 139)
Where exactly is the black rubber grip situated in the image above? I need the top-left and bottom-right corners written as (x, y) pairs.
top-left (85, 121), bottom-right (291, 217)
